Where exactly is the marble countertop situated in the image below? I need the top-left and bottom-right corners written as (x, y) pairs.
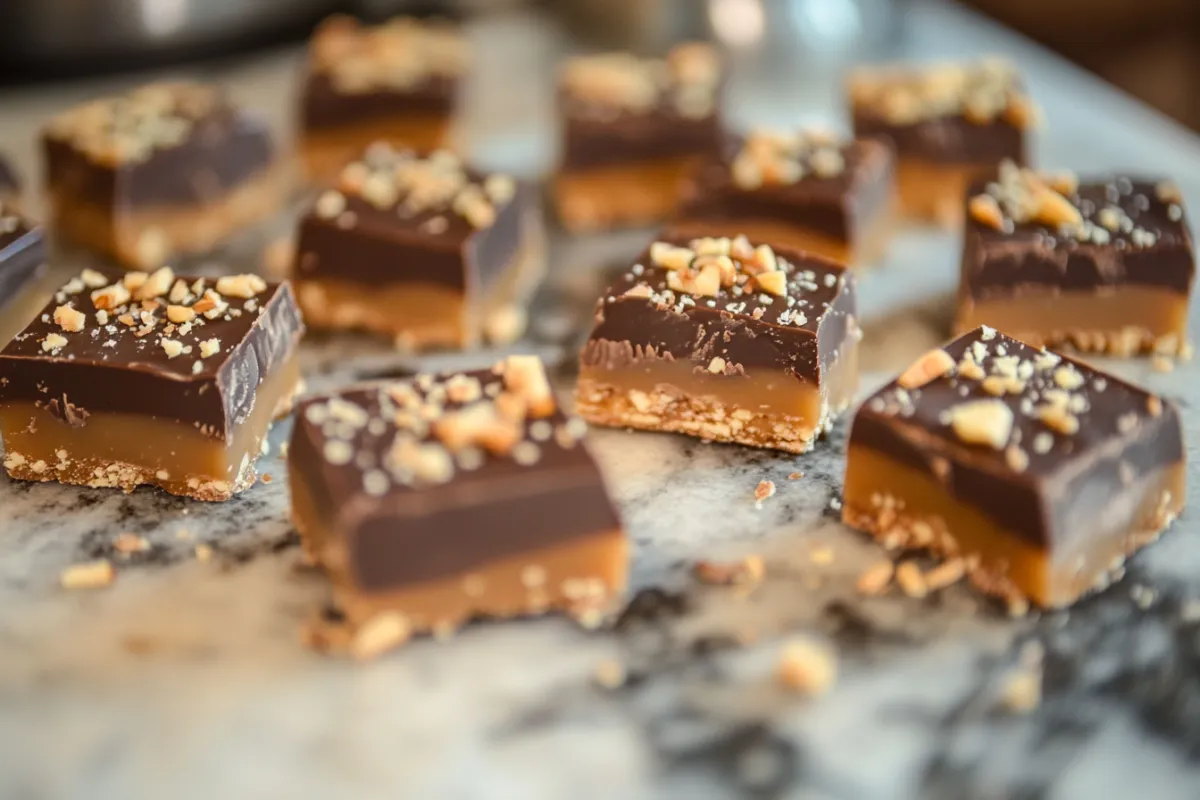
top-left (3, 2), bottom-right (1200, 799)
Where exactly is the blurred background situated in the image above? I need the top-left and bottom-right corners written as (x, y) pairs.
top-left (1, 0), bottom-right (1197, 133)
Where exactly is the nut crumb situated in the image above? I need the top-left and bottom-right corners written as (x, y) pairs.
top-left (895, 561), bottom-right (927, 598)
top-left (351, 612), bottom-right (412, 660)
top-left (112, 533), bottom-right (149, 554)
top-left (754, 479), bottom-right (776, 508)
top-left (999, 665), bottom-right (1041, 713)
top-left (53, 305), bottom-right (86, 332)
top-left (897, 348), bottom-right (955, 389)
top-left (194, 544), bottom-right (213, 562)
top-left (60, 560), bottom-right (115, 590)
top-left (947, 399), bottom-right (1013, 449)
top-left (787, 472), bottom-right (804, 480)
top-left (856, 561), bottom-right (894, 596)
top-left (593, 658), bottom-right (627, 689)
top-left (776, 638), bottom-right (837, 696)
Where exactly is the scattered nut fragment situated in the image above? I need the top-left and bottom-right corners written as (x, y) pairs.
top-left (350, 612), bottom-right (412, 660)
top-left (500, 355), bottom-right (556, 418)
top-left (194, 543), bottom-right (213, 562)
top-left (91, 282), bottom-right (131, 310)
top-left (80, 268), bottom-right (108, 288)
top-left (53, 305), bottom-right (86, 332)
top-left (776, 638), bottom-right (837, 696)
top-left (60, 560), bottom-right (115, 590)
top-left (649, 242), bottom-right (695, 271)
top-left (692, 554), bottom-right (765, 586)
top-left (593, 658), bottom-right (627, 690)
top-left (1147, 396), bottom-right (1163, 417)
top-left (897, 348), bottom-right (955, 389)
top-left (923, 558), bottom-right (966, 591)
top-left (895, 561), bottom-right (927, 598)
top-left (161, 338), bottom-right (184, 358)
top-left (198, 338), bottom-right (221, 358)
top-left (41, 333), bottom-right (68, 354)
top-left (112, 533), bottom-right (150, 554)
top-left (315, 190), bottom-right (346, 219)
top-left (707, 357), bottom-right (726, 374)
top-left (946, 399), bottom-right (1013, 449)
top-left (999, 665), bottom-right (1042, 713)
top-left (754, 479), bottom-right (776, 508)
top-left (1156, 180), bottom-right (1183, 204)
top-left (856, 561), bottom-right (894, 596)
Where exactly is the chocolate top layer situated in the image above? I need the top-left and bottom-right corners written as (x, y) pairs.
top-left (43, 82), bottom-right (274, 209)
top-left (677, 130), bottom-right (894, 243)
top-left (851, 326), bottom-right (1183, 546)
top-left (294, 145), bottom-right (528, 290)
top-left (963, 167), bottom-right (1195, 295)
top-left (850, 59), bottom-right (1033, 165)
top-left (0, 268), bottom-right (303, 439)
top-left (0, 202), bottom-right (46, 306)
top-left (583, 235), bottom-right (857, 381)
top-left (300, 15), bottom-right (466, 130)
top-left (289, 358), bottom-right (620, 591)
top-left (558, 44), bottom-right (725, 170)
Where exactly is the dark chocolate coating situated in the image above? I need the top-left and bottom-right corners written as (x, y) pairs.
top-left (300, 72), bottom-right (457, 131)
top-left (675, 136), bottom-right (895, 245)
top-left (0, 206), bottom-right (46, 307)
top-left (0, 271), bottom-right (304, 440)
top-left (582, 238), bottom-right (857, 381)
top-left (289, 374), bottom-right (622, 593)
top-left (852, 112), bottom-right (1025, 167)
top-left (961, 177), bottom-right (1196, 298)
top-left (43, 104), bottom-right (275, 211)
top-left (848, 327), bottom-right (1184, 548)
top-left (294, 178), bottom-right (531, 293)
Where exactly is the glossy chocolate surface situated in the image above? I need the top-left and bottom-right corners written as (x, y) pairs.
top-left (301, 73), bottom-right (456, 130)
top-left (849, 327), bottom-right (1184, 547)
top-left (853, 113), bottom-right (1025, 166)
top-left (676, 136), bottom-right (894, 244)
top-left (582, 237), bottom-right (857, 381)
top-left (0, 203), bottom-right (45, 306)
top-left (0, 270), bottom-right (303, 439)
top-left (962, 177), bottom-right (1196, 297)
top-left (290, 372), bottom-right (620, 592)
top-left (295, 152), bottom-right (528, 292)
top-left (42, 84), bottom-right (275, 211)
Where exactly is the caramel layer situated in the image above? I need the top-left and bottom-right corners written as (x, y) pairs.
top-left (0, 355), bottom-right (300, 501)
top-left (301, 114), bottom-right (453, 185)
top-left (49, 163), bottom-right (289, 270)
top-left (553, 157), bottom-right (699, 233)
top-left (575, 343), bottom-right (859, 453)
top-left (666, 202), bottom-right (896, 268)
top-left (896, 159), bottom-right (996, 227)
top-left (842, 443), bottom-right (1185, 607)
top-left (955, 287), bottom-right (1190, 356)
top-left (291, 476), bottom-right (627, 629)
top-left (296, 214), bottom-right (545, 349)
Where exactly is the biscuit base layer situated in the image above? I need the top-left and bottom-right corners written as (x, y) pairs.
top-left (48, 163), bottom-right (289, 270)
top-left (301, 114), bottom-right (453, 185)
top-left (295, 213), bottom-right (546, 349)
top-left (955, 286), bottom-right (1191, 356)
top-left (574, 342), bottom-right (859, 454)
top-left (842, 443), bottom-right (1185, 608)
top-left (553, 157), bottom-right (699, 233)
top-left (0, 356), bottom-right (301, 501)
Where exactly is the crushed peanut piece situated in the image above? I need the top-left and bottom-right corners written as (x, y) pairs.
top-left (53, 305), bottom-right (86, 332)
top-left (856, 561), bottom-right (894, 596)
top-left (776, 638), bottom-right (837, 696)
top-left (897, 348), bottom-right (955, 389)
top-left (754, 479), bottom-right (776, 508)
top-left (350, 612), bottom-right (412, 660)
top-left (60, 560), bottom-right (115, 590)
top-left (946, 399), bottom-right (1013, 449)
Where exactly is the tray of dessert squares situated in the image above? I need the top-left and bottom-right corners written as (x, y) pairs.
top-left (0, 8), bottom-right (1197, 799)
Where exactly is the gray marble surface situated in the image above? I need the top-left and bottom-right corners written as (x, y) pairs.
top-left (3, 3), bottom-right (1200, 799)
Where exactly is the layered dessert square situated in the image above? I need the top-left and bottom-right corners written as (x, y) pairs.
top-left (292, 145), bottom-right (544, 349)
top-left (299, 15), bottom-right (468, 184)
top-left (290, 356), bottom-right (627, 646)
top-left (0, 268), bottom-right (304, 500)
top-left (576, 235), bottom-right (859, 453)
top-left (672, 128), bottom-right (896, 267)
top-left (849, 59), bottom-right (1037, 226)
top-left (43, 82), bottom-right (285, 270)
top-left (554, 44), bottom-right (725, 232)
top-left (843, 327), bottom-right (1185, 609)
top-left (955, 162), bottom-right (1195, 357)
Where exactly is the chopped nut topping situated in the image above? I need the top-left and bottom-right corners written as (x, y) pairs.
top-left (60, 560), bottom-right (115, 590)
top-left (80, 268), bottom-right (108, 288)
top-left (350, 612), bottom-right (412, 660)
top-left (650, 242), bottom-right (695, 271)
top-left (754, 270), bottom-right (787, 297)
top-left (707, 356), bottom-right (726, 374)
top-left (754, 479), bottom-right (776, 508)
top-left (1147, 396), bottom-right (1163, 417)
top-left (561, 43), bottom-right (719, 118)
top-left (53, 305), bottom-right (85, 332)
top-left (856, 561), bottom-right (894, 596)
top-left (91, 282), bottom-right (131, 310)
top-left (968, 194), bottom-right (1006, 230)
top-left (776, 638), bottom-right (837, 695)
top-left (198, 338), bottom-right (221, 358)
top-left (897, 348), bottom-right (955, 389)
top-left (500, 355), bottom-right (556, 418)
top-left (41, 333), bottom-right (68, 354)
top-left (593, 659), bottom-right (627, 690)
top-left (312, 15), bottom-right (468, 95)
top-left (167, 304), bottom-right (195, 323)
top-left (160, 339), bottom-right (184, 358)
top-left (895, 561), bottom-right (928, 598)
top-left (135, 266), bottom-right (174, 300)
top-left (215, 273), bottom-right (266, 299)
top-left (946, 399), bottom-right (1013, 449)
top-left (112, 533), bottom-right (150, 554)
top-left (315, 190), bottom-right (346, 219)
top-left (850, 59), bottom-right (1034, 127)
